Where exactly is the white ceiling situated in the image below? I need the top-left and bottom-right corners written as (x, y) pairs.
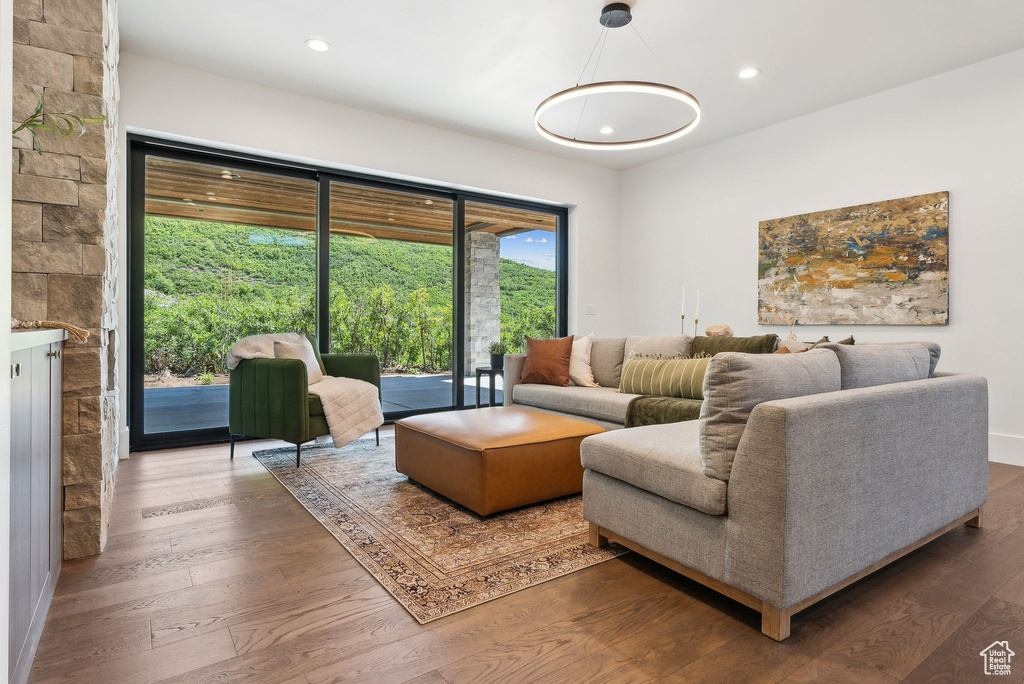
top-left (119, 0), bottom-right (1024, 170)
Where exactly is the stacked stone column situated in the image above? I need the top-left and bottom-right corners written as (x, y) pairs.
top-left (11, 0), bottom-right (120, 559)
top-left (464, 231), bottom-right (501, 373)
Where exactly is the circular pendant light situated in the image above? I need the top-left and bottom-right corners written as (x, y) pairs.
top-left (535, 4), bottom-right (701, 151)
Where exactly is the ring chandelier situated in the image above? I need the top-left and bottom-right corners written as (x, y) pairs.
top-left (534, 3), bottom-right (701, 151)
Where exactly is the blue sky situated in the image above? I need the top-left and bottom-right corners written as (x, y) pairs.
top-left (500, 229), bottom-right (556, 271)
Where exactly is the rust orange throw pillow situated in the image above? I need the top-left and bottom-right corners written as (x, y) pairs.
top-left (521, 336), bottom-right (574, 386)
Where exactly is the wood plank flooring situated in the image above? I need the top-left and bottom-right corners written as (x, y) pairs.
top-left (28, 429), bottom-right (1024, 683)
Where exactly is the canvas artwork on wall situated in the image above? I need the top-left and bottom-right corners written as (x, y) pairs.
top-left (758, 191), bottom-right (949, 325)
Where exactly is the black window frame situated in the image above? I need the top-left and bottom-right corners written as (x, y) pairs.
top-left (127, 134), bottom-right (569, 451)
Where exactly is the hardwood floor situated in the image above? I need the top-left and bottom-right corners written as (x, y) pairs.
top-left (28, 430), bottom-right (1024, 683)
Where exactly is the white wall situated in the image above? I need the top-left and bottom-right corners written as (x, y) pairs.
top-left (1, 0), bottom-right (14, 673)
top-left (116, 53), bottom-right (624, 455)
top-left (619, 49), bottom-right (1024, 460)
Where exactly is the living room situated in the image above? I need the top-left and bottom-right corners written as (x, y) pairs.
top-left (2, 1), bottom-right (1024, 682)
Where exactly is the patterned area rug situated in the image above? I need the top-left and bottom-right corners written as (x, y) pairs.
top-left (253, 435), bottom-right (627, 623)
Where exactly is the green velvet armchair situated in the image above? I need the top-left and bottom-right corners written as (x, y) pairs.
top-left (228, 349), bottom-right (381, 466)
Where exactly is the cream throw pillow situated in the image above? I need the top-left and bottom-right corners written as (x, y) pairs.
top-left (274, 338), bottom-right (324, 385)
top-left (569, 335), bottom-right (599, 387)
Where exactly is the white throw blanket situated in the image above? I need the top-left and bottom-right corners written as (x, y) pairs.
top-left (308, 376), bottom-right (384, 448)
top-left (227, 333), bottom-right (384, 448)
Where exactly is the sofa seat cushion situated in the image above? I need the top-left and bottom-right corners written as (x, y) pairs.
top-left (581, 420), bottom-right (727, 515)
top-left (513, 384), bottom-right (639, 424)
top-left (309, 394), bottom-right (324, 416)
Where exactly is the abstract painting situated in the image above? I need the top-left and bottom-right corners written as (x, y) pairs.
top-left (758, 191), bottom-right (948, 325)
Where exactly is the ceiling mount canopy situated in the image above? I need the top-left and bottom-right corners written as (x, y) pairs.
top-left (534, 3), bottom-right (701, 151)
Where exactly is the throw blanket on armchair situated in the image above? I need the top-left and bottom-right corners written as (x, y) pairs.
top-left (227, 333), bottom-right (383, 448)
top-left (308, 376), bottom-right (384, 448)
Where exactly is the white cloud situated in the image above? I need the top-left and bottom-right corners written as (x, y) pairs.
top-left (505, 235), bottom-right (516, 239)
top-left (540, 238), bottom-right (548, 243)
top-left (524, 237), bottom-right (534, 242)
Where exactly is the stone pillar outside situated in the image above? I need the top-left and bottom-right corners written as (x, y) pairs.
top-left (11, 0), bottom-right (120, 559)
top-left (464, 231), bottom-right (501, 374)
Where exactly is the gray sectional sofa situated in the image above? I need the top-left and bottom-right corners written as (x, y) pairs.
top-left (580, 343), bottom-right (988, 640)
top-left (503, 335), bottom-right (696, 429)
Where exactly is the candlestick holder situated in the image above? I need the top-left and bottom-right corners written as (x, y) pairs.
top-left (680, 314), bottom-right (685, 334)
top-left (693, 318), bottom-right (699, 337)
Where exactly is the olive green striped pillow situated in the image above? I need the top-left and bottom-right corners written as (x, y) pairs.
top-left (618, 356), bottom-right (711, 399)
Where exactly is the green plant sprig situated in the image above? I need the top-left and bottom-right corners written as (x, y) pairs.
top-left (12, 97), bottom-right (105, 154)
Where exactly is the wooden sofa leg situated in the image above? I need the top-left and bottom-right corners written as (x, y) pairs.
top-left (588, 522), bottom-right (608, 548)
top-left (229, 435), bottom-right (235, 460)
top-left (761, 604), bottom-right (791, 641)
top-left (296, 443), bottom-right (302, 468)
top-left (966, 506), bottom-right (983, 528)
top-left (376, 428), bottom-right (380, 446)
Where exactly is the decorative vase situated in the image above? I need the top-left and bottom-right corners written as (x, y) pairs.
top-left (490, 353), bottom-right (504, 370)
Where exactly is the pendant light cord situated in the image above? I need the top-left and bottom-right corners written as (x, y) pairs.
top-left (630, 23), bottom-right (678, 85)
top-left (575, 27), bottom-right (607, 86)
top-left (573, 28), bottom-right (609, 140)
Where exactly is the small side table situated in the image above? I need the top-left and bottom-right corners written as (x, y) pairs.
top-left (475, 366), bottom-right (504, 408)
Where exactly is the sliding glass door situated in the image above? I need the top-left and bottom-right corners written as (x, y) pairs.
top-left (136, 155), bottom-right (317, 440)
top-left (462, 201), bottom-right (561, 407)
top-left (129, 136), bottom-right (567, 449)
top-left (328, 181), bottom-right (455, 415)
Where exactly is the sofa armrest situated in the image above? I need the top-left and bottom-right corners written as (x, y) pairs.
top-left (229, 357), bottom-right (310, 444)
top-left (503, 354), bottom-right (525, 407)
top-left (322, 354), bottom-right (381, 399)
top-left (725, 373), bottom-right (989, 610)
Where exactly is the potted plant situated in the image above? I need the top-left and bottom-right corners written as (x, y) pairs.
top-left (488, 341), bottom-right (508, 369)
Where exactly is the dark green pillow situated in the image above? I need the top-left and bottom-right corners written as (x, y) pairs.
top-left (692, 334), bottom-right (779, 356)
top-left (305, 334), bottom-right (327, 374)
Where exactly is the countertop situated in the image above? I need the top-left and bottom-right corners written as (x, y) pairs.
top-left (11, 328), bottom-right (68, 352)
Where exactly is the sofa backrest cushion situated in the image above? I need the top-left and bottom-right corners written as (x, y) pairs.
top-left (623, 335), bottom-right (693, 360)
top-left (692, 334), bottom-right (779, 356)
top-left (699, 348), bottom-right (841, 481)
top-left (821, 342), bottom-right (934, 390)
top-left (590, 337), bottom-right (627, 388)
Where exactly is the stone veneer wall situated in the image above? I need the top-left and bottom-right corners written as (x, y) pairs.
top-left (464, 231), bottom-right (500, 372)
top-left (11, 0), bottom-right (120, 559)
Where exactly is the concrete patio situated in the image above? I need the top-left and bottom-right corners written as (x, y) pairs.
top-left (143, 374), bottom-right (503, 434)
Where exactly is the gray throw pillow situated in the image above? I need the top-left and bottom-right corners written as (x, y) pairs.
top-left (590, 337), bottom-right (627, 388)
top-left (699, 349), bottom-right (841, 481)
top-left (624, 335), bottom-right (693, 360)
top-left (821, 343), bottom-right (933, 390)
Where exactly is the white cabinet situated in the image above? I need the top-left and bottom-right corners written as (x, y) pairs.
top-left (9, 331), bottom-right (63, 684)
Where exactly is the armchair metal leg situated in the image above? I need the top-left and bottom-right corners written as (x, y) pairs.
top-left (230, 434), bottom-right (236, 459)
top-left (376, 428), bottom-right (380, 446)
top-left (296, 442), bottom-right (302, 468)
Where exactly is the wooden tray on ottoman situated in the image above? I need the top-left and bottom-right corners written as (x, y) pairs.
top-left (395, 406), bottom-right (605, 515)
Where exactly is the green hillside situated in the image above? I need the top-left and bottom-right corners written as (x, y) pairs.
top-left (144, 217), bottom-right (555, 374)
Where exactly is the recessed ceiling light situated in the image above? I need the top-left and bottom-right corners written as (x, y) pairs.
top-left (738, 67), bottom-right (761, 79)
top-left (305, 38), bottom-right (330, 52)
top-left (599, 126), bottom-right (614, 135)
top-left (424, 200), bottom-right (433, 205)
top-left (206, 192), bottom-right (216, 196)
top-left (388, 218), bottom-right (394, 221)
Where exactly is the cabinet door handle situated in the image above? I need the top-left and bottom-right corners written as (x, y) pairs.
top-left (47, 350), bottom-right (61, 359)
top-left (10, 363), bottom-right (20, 378)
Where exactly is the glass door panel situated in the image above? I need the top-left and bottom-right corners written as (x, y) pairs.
top-left (141, 156), bottom-right (317, 435)
top-left (328, 181), bottom-right (455, 414)
top-left (462, 201), bottom-right (559, 407)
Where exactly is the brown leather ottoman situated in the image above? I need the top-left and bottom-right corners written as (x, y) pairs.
top-left (395, 406), bottom-right (605, 516)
